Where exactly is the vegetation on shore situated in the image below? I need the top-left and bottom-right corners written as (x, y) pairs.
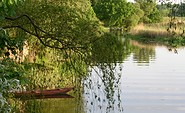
top-left (126, 17), bottom-right (185, 47)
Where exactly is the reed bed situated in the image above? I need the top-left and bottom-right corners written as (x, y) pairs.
top-left (130, 24), bottom-right (170, 38)
top-left (127, 17), bottom-right (185, 47)
top-left (130, 17), bottom-right (185, 38)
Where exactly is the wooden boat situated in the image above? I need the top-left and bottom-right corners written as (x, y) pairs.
top-left (14, 87), bottom-right (74, 99)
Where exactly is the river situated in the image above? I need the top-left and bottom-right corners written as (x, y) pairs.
top-left (23, 40), bottom-right (185, 113)
top-left (83, 42), bottom-right (185, 113)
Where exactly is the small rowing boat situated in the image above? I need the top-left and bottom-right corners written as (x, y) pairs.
top-left (14, 87), bottom-right (74, 99)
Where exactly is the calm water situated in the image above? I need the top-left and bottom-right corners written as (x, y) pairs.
top-left (24, 41), bottom-right (185, 113)
top-left (83, 44), bottom-right (185, 113)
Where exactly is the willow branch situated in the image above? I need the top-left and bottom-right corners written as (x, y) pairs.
top-left (3, 15), bottom-right (87, 51)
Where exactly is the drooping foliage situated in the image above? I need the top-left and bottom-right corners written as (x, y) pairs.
top-left (164, 3), bottom-right (185, 17)
top-left (14, 0), bottom-right (105, 87)
top-left (2, 0), bottom-right (102, 52)
top-left (0, 0), bottom-right (104, 111)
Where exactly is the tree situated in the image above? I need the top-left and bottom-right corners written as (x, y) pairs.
top-left (124, 2), bottom-right (144, 30)
top-left (93, 0), bottom-right (135, 28)
top-left (2, 0), bottom-right (102, 52)
top-left (90, 0), bottom-right (99, 6)
top-left (157, 4), bottom-right (170, 17)
top-left (0, 0), bottom-right (25, 54)
top-left (148, 7), bottom-right (162, 23)
top-left (172, 3), bottom-right (185, 17)
top-left (135, 0), bottom-right (162, 23)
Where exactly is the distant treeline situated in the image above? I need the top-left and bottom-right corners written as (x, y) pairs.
top-left (157, 3), bottom-right (185, 17)
top-left (91, 0), bottom-right (162, 31)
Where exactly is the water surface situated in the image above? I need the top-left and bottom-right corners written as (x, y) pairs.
top-left (23, 41), bottom-right (185, 113)
top-left (84, 44), bottom-right (185, 113)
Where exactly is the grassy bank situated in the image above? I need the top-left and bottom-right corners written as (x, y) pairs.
top-left (126, 17), bottom-right (185, 47)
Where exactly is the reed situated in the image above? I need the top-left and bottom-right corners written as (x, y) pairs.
top-left (129, 23), bottom-right (170, 38)
top-left (129, 17), bottom-right (185, 39)
top-left (127, 17), bottom-right (185, 47)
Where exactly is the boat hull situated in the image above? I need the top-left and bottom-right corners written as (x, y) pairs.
top-left (14, 87), bottom-right (74, 99)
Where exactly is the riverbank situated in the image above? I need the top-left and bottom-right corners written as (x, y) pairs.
top-left (126, 17), bottom-right (185, 47)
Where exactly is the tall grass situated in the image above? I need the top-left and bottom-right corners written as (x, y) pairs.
top-left (129, 17), bottom-right (185, 38)
top-left (129, 23), bottom-right (169, 38)
top-left (127, 17), bottom-right (185, 47)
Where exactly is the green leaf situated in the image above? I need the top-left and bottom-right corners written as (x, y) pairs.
top-left (0, 2), bottom-right (3, 7)
top-left (14, 0), bottom-right (18, 4)
top-left (8, 0), bottom-right (13, 5)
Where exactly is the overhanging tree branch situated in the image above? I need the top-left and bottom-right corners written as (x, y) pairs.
top-left (3, 14), bottom-right (87, 51)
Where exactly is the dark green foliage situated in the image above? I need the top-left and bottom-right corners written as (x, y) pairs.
top-left (0, 29), bottom-right (25, 57)
top-left (0, 0), bottom-right (23, 19)
top-left (0, 0), bottom-right (25, 57)
top-left (91, 0), bottom-right (99, 6)
top-left (167, 3), bottom-right (185, 17)
top-left (0, 58), bottom-right (24, 80)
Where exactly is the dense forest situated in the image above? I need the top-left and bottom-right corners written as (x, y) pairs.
top-left (0, 0), bottom-right (184, 112)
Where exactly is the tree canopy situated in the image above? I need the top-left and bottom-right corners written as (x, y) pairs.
top-left (93, 0), bottom-right (135, 28)
top-left (135, 0), bottom-right (162, 23)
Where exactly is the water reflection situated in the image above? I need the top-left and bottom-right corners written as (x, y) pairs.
top-left (168, 48), bottom-right (178, 54)
top-left (17, 37), bottom-right (185, 113)
top-left (83, 34), bottom-right (127, 113)
top-left (83, 64), bottom-right (123, 113)
top-left (129, 40), bottom-right (156, 66)
top-left (121, 46), bottom-right (185, 113)
top-left (83, 39), bottom-right (185, 113)
top-left (19, 98), bottom-right (85, 113)
top-left (16, 85), bottom-right (86, 113)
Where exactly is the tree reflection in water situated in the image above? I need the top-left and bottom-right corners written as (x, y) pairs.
top-left (15, 34), bottom-right (157, 113)
top-left (82, 37), bottom-right (156, 113)
top-left (82, 33), bottom-right (127, 113)
top-left (129, 40), bottom-right (156, 66)
top-left (83, 63), bottom-right (123, 113)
